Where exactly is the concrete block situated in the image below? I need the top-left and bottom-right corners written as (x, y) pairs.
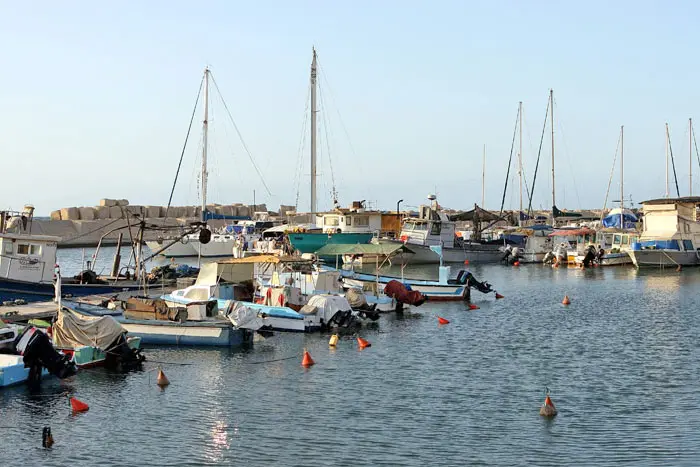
top-left (279, 205), bottom-right (295, 216)
top-left (116, 199), bottom-right (129, 206)
top-left (99, 198), bottom-right (118, 207)
top-left (78, 207), bottom-right (96, 221)
top-left (50, 210), bottom-right (62, 220)
top-left (60, 207), bottom-right (80, 221)
top-left (185, 206), bottom-right (197, 218)
top-left (95, 206), bottom-right (110, 219)
top-left (238, 206), bottom-right (250, 218)
top-left (125, 205), bottom-right (143, 217)
top-left (144, 206), bottom-right (162, 218)
top-left (109, 206), bottom-right (123, 218)
top-left (249, 204), bottom-right (267, 213)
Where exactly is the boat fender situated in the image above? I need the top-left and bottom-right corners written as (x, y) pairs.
top-left (199, 228), bottom-right (212, 245)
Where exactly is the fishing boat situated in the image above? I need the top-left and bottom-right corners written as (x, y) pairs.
top-left (500, 225), bottom-right (554, 263)
top-left (379, 196), bottom-right (505, 264)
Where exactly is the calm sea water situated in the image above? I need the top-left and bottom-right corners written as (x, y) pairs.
top-left (2, 250), bottom-right (700, 466)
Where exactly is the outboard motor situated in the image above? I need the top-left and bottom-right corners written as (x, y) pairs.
top-left (464, 272), bottom-right (494, 294)
top-left (543, 251), bottom-right (556, 264)
top-left (501, 245), bottom-right (513, 264)
top-left (14, 327), bottom-right (76, 387)
top-left (581, 245), bottom-right (597, 267)
top-left (104, 334), bottom-right (145, 371)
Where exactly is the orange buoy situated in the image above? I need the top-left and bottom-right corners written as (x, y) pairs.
top-left (539, 392), bottom-right (558, 417)
top-left (463, 260), bottom-right (470, 265)
top-left (156, 368), bottom-right (170, 387)
top-left (513, 261), bottom-right (520, 267)
top-left (357, 337), bottom-right (371, 349)
top-left (69, 397), bottom-right (89, 413)
top-left (468, 303), bottom-right (480, 310)
top-left (562, 295), bottom-right (571, 305)
top-left (495, 293), bottom-right (504, 299)
top-left (437, 316), bottom-right (450, 325)
top-left (301, 349), bottom-right (315, 367)
top-left (329, 334), bottom-right (339, 348)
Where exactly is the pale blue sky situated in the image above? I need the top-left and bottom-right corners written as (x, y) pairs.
top-left (1, 1), bottom-right (698, 215)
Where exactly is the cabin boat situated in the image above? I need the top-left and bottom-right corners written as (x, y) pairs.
top-left (628, 197), bottom-right (700, 268)
top-left (379, 196), bottom-right (504, 264)
top-left (573, 229), bottom-right (639, 266)
top-left (499, 225), bottom-right (554, 263)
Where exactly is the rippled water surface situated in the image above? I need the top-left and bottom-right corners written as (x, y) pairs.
top-left (3, 253), bottom-right (700, 466)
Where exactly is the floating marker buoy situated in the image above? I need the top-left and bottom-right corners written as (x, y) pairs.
top-left (357, 337), bottom-right (371, 349)
top-left (468, 303), bottom-right (480, 310)
top-left (539, 391), bottom-right (558, 417)
top-left (70, 397), bottom-right (89, 413)
top-left (463, 260), bottom-right (470, 265)
top-left (495, 293), bottom-right (504, 299)
top-left (437, 316), bottom-right (450, 325)
top-left (329, 334), bottom-right (339, 348)
top-left (156, 368), bottom-right (170, 387)
top-left (513, 261), bottom-right (520, 267)
top-left (301, 349), bottom-right (315, 367)
top-left (562, 295), bottom-right (571, 305)
top-left (42, 426), bottom-right (54, 448)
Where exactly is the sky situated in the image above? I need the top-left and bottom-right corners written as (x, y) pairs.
top-left (1, 1), bottom-right (699, 215)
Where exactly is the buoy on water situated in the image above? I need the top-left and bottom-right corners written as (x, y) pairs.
top-left (539, 389), bottom-right (558, 417)
top-left (562, 295), bottom-right (571, 305)
top-left (437, 316), bottom-right (450, 325)
top-left (42, 426), bottom-right (54, 448)
top-left (357, 337), bottom-right (371, 349)
top-left (301, 349), bottom-right (315, 367)
top-left (329, 334), bottom-right (339, 348)
top-left (468, 303), bottom-right (480, 310)
top-left (69, 397), bottom-right (89, 413)
top-left (156, 367), bottom-right (170, 387)
top-left (513, 261), bottom-right (520, 267)
top-left (495, 293), bottom-right (504, 299)
top-left (464, 260), bottom-right (470, 265)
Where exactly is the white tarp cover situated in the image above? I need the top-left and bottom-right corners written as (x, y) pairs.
top-left (301, 295), bottom-right (352, 322)
top-left (196, 262), bottom-right (254, 286)
top-left (53, 310), bottom-right (125, 350)
top-left (225, 302), bottom-right (263, 331)
top-left (345, 288), bottom-right (368, 308)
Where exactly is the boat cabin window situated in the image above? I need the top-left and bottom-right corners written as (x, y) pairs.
top-left (354, 216), bottom-right (369, 227)
top-left (323, 216), bottom-right (340, 227)
top-left (3, 242), bottom-right (12, 254)
top-left (613, 234), bottom-right (622, 245)
top-left (430, 222), bottom-right (442, 235)
top-left (683, 240), bottom-right (694, 251)
top-left (621, 235), bottom-right (629, 246)
top-left (345, 216), bottom-right (352, 226)
top-left (405, 222), bottom-right (427, 232)
top-left (604, 234), bottom-right (614, 246)
top-left (17, 244), bottom-right (41, 256)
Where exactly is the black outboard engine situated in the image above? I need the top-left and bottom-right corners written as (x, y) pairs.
top-left (465, 272), bottom-right (494, 294)
top-left (14, 327), bottom-right (76, 387)
top-left (501, 245), bottom-right (513, 264)
top-left (582, 245), bottom-right (597, 267)
top-left (104, 334), bottom-right (145, 371)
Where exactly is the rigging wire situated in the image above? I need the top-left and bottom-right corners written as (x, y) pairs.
top-left (165, 74), bottom-right (204, 220)
top-left (293, 84), bottom-right (311, 210)
top-left (599, 129), bottom-right (622, 221)
top-left (693, 124), bottom-right (700, 176)
top-left (209, 73), bottom-right (272, 196)
top-left (317, 61), bottom-right (360, 162)
top-left (318, 78), bottom-right (338, 205)
top-left (499, 105), bottom-right (520, 217)
top-left (667, 125), bottom-right (681, 197)
top-left (527, 96), bottom-right (550, 218)
top-left (553, 97), bottom-right (583, 210)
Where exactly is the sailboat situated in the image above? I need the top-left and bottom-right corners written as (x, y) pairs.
top-left (146, 68), bottom-right (263, 258)
top-left (286, 49), bottom-right (375, 256)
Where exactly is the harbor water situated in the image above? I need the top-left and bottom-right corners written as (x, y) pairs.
top-left (2, 250), bottom-right (700, 465)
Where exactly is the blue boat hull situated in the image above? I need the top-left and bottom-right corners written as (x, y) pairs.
top-left (0, 278), bottom-right (142, 303)
top-left (288, 232), bottom-right (373, 255)
top-left (115, 317), bottom-right (254, 347)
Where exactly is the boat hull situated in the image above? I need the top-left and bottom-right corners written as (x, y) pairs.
top-left (288, 232), bottom-right (373, 255)
top-left (116, 319), bottom-right (253, 347)
top-left (59, 337), bottom-right (142, 368)
top-left (0, 277), bottom-right (144, 303)
top-left (379, 240), bottom-right (503, 264)
top-left (340, 272), bottom-right (468, 301)
top-left (629, 250), bottom-right (700, 268)
top-left (0, 355), bottom-right (49, 387)
top-left (145, 240), bottom-right (195, 257)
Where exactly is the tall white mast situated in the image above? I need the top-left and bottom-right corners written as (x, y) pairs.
top-left (518, 101), bottom-right (523, 226)
top-left (620, 125), bottom-right (624, 229)
top-left (690, 118), bottom-right (693, 196)
top-left (550, 89), bottom-right (556, 223)
top-left (481, 144), bottom-right (486, 207)
top-left (665, 122), bottom-right (670, 198)
top-left (310, 48), bottom-right (318, 215)
top-left (202, 67), bottom-right (210, 222)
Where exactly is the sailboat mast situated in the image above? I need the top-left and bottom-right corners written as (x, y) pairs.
top-left (665, 123), bottom-right (670, 198)
top-left (690, 118), bottom-right (693, 196)
top-left (310, 48), bottom-right (318, 215)
top-left (620, 125), bottom-right (624, 229)
top-left (481, 144), bottom-right (486, 207)
top-left (201, 67), bottom-right (210, 222)
top-left (550, 89), bottom-right (556, 222)
top-left (518, 101), bottom-right (523, 226)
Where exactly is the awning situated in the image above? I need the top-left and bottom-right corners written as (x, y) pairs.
top-left (548, 228), bottom-right (596, 237)
top-left (315, 243), bottom-right (414, 257)
top-left (218, 255), bottom-right (313, 264)
top-left (449, 205), bottom-right (503, 222)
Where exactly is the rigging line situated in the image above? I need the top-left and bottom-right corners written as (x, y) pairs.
top-left (668, 126), bottom-right (681, 197)
top-left (165, 74), bottom-right (204, 220)
top-left (317, 61), bottom-right (359, 160)
top-left (526, 96), bottom-right (550, 218)
top-left (209, 73), bottom-right (272, 196)
top-left (499, 105), bottom-right (520, 216)
top-left (294, 85), bottom-right (311, 210)
top-left (318, 79), bottom-right (338, 203)
top-left (600, 129), bottom-right (622, 222)
top-left (693, 124), bottom-right (700, 176)
top-left (553, 97), bottom-right (583, 210)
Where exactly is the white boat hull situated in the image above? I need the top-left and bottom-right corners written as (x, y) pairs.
top-left (146, 240), bottom-right (196, 257)
top-left (380, 240), bottom-right (503, 264)
top-left (629, 250), bottom-right (700, 268)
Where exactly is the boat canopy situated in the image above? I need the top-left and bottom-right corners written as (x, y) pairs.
top-left (602, 208), bottom-right (638, 229)
top-left (548, 227), bottom-right (596, 237)
top-left (449, 205), bottom-right (502, 222)
top-left (314, 243), bottom-right (414, 257)
top-left (218, 255), bottom-right (313, 264)
top-left (53, 310), bottom-right (125, 350)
